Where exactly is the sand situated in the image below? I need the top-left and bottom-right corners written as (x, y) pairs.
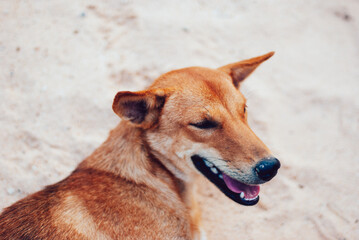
top-left (0, 0), bottom-right (358, 239)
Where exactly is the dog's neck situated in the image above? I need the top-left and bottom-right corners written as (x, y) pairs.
top-left (78, 121), bottom-right (190, 200)
top-left (78, 120), bottom-right (201, 237)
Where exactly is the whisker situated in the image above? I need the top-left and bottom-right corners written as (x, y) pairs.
top-left (204, 157), bottom-right (245, 174)
top-left (204, 157), bottom-right (230, 163)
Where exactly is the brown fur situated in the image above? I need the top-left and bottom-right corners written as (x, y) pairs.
top-left (0, 52), bottom-right (274, 239)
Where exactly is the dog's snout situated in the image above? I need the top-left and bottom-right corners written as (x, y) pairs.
top-left (255, 157), bottom-right (281, 181)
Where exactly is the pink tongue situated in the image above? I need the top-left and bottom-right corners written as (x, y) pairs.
top-left (222, 173), bottom-right (260, 199)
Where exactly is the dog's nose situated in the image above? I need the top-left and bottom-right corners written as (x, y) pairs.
top-left (255, 157), bottom-right (281, 181)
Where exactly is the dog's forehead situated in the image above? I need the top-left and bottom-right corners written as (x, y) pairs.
top-left (154, 67), bottom-right (230, 87)
top-left (154, 67), bottom-right (246, 111)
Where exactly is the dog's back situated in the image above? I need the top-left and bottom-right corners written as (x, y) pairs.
top-left (0, 164), bottom-right (192, 239)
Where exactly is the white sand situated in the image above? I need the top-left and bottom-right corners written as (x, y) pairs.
top-left (1, 0), bottom-right (358, 239)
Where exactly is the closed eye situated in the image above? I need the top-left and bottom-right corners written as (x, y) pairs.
top-left (189, 119), bottom-right (218, 129)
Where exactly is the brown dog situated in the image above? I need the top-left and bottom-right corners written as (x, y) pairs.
top-left (0, 52), bottom-right (280, 239)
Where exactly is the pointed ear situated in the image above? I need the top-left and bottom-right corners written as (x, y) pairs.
top-left (112, 89), bottom-right (171, 129)
top-left (218, 52), bottom-right (274, 88)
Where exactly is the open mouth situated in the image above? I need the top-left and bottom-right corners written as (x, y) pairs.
top-left (191, 155), bottom-right (260, 206)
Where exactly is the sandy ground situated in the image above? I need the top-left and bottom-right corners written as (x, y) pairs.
top-left (1, 0), bottom-right (359, 239)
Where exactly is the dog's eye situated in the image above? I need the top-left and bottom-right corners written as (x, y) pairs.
top-left (189, 120), bottom-right (218, 129)
top-left (244, 104), bottom-right (247, 114)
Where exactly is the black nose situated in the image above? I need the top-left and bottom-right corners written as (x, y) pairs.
top-left (255, 157), bottom-right (281, 181)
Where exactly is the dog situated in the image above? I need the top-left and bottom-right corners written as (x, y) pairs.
top-left (0, 52), bottom-right (280, 239)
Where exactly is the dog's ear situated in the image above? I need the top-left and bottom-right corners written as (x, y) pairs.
top-left (218, 52), bottom-right (274, 88)
top-left (112, 89), bottom-right (171, 129)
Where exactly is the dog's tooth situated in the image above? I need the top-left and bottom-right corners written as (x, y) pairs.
top-left (210, 167), bottom-right (218, 174)
top-left (246, 195), bottom-right (258, 201)
top-left (204, 160), bottom-right (213, 167)
top-left (240, 192), bottom-right (244, 199)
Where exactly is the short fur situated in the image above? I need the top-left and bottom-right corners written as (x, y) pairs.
top-left (0, 52), bottom-right (275, 239)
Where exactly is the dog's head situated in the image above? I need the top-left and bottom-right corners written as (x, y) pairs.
top-left (113, 52), bottom-right (280, 206)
